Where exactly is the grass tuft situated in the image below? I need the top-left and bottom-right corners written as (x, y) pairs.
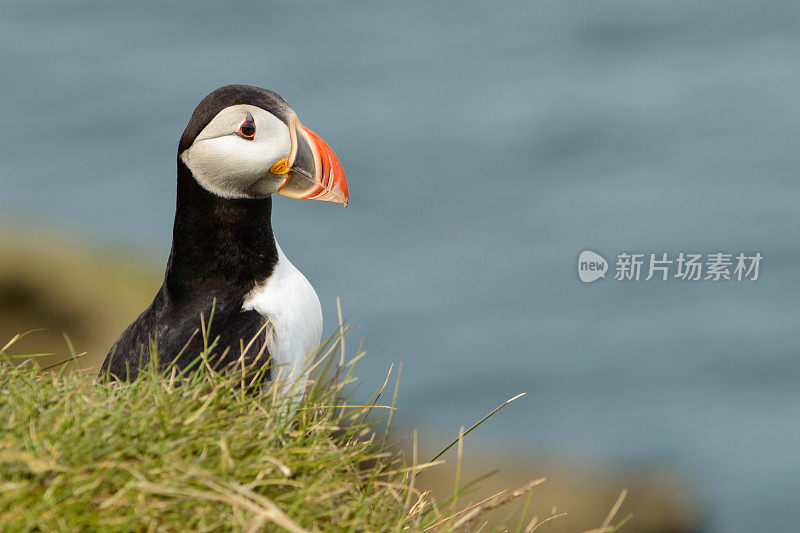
top-left (0, 326), bottom-right (627, 532)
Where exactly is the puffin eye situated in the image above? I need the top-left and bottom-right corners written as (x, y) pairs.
top-left (237, 113), bottom-right (256, 139)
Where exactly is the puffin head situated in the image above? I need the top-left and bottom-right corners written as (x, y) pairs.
top-left (178, 85), bottom-right (348, 205)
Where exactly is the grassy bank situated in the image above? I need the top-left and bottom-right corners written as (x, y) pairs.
top-left (0, 326), bottom-right (629, 532)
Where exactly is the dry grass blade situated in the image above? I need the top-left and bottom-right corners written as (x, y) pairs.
top-left (407, 490), bottom-right (432, 519)
top-left (132, 477), bottom-right (308, 533)
top-left (358, 362), bottom-right (394, 426)
top-left (405, 428), bottom-right (420, 510)
top-left (450, 477), bottom-right (546, 529)
top-left (602, 488), bottom-right (627, 528)
top-left (337, 296), bottom-right (346, 366)
top-left (424, 488), bottom-right (508, 531)
top-left (528, 511), bottom-right (568, 532)
top-left (36, 333), bottom-right (86, 371)
top-left (0, 333), bottom-right (23, 354)
top-left (451, 426), bottom-right (465, 515)
top-left (579, 488), bottom-right (630, 533)
top-left (0, 330), bottom-right (44, 354)
top-left (223, 479), bottom-right (309, 533)
top-left (378, 460), bottom-right (445, 478)
top-left (39, 352), bottom-right (86, 371)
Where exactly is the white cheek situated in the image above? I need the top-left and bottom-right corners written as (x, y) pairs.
top-left (180, 105), bottom-right (293, 199)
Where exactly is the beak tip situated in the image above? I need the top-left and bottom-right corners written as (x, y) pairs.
top-left (280, 122), bottom-right (349, 206)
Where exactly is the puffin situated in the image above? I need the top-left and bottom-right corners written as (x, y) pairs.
top-left (100, 84), bottom-right (348, 397)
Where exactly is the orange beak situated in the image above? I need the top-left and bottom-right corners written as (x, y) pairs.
top-left (275, 117), bottom-right (349, 206)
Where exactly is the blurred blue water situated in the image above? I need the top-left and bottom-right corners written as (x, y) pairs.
top-left (2, 1), bottom-right (800, 530)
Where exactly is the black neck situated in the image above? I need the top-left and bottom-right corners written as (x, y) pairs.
top-left (164, 160), bottom-right (279, 308)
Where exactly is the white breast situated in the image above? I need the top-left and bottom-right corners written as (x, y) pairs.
top-left (242, 242), bottom-right (323, 398)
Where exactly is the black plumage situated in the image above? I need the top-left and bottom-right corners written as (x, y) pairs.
top-left (101, 86), bottom-right (291, 380)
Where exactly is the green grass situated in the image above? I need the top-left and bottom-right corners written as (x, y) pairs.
top-left (0, 323), bottom-right (628, 532)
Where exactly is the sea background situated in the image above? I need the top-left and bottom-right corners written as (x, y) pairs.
top-left (2, 1), bottom-right (799, 531)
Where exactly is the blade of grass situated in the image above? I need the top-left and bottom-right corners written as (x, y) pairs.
top-left (528, 511), bottom-right (568, 532)
top-left (0, 330), bottom-right (45, 354)
top-left (452, 477), bottom-right (546, 530)
top-left (358, 362), bottom-right (394, 427)
top-left (337, 296), bottom-right (345, 366)
top-left (385, 360), bottom-right (402, 436)
top-left (602, 488), bottom-right (627, 529)
top-left (429, 392), bottom-right (526, 463)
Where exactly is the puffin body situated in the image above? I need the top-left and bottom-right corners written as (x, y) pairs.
top-left (101, 85), bottom-right (348, 397)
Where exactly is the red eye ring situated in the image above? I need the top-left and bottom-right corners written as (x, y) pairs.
top-left (236, 113), bottom-right (256, 139)
top-left (237, 121), bottom-right (256, 139)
